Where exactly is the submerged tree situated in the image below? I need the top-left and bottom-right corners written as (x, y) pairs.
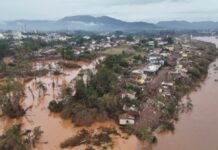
top-left (0, 78), bottom-right (25, 118)
top-left (34, 81), bottom-right (47, 97)
top-left (0, 125), bottom-right (30, 150)
top-left (0, 125), bottom-right (43, 150)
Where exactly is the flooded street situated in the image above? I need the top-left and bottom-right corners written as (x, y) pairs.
top-left (145, 36), bottom-right (218, 150)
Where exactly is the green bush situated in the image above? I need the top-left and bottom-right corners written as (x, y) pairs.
top-left (48, 100), bottom-right (63, 112)
top-left (60, 129), bottom-right (90, 148)
top-left (136, 128), bottom-right (157, 143)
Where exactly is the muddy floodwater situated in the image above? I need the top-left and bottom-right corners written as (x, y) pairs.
top-left (144, 36), bottom-right (218, 150)
top-left (1, 37), bottom-right (218, 150)
top-left (0, 57), bottom-right (140, 150)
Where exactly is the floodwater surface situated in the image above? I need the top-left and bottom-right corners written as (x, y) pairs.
top-left (0, 57), bottom-right (140, 150)
top-left (1, 37), bottom-right (218, 150)
top-left (144, 36), bottom-right (218, 150)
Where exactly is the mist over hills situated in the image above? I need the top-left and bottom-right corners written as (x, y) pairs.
top-left (0, 15), bottom-right (217, 31)
top-left (157, 21), bottom-right (218, 30)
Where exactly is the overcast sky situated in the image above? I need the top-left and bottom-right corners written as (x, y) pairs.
top-left (0, 0), bottom-right (218, 22)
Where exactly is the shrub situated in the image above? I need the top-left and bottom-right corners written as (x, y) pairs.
top-left (136, 128), bottom-right (157, 143)
top-left (93, 133), bottom-right (112, 146)
top-left (60, 129), bottom-right (90, 148)
top-left (85, 146), bottom-right (95, 150)
top-left (48, 100), bottom-right (63, 112)
top-left (159, 121), bottom-right (175, 131)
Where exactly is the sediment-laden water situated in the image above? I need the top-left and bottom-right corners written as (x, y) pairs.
top-left (144, 36), bottom-right (218, 150)
top-left (1, 37), bottom-right (218, 150)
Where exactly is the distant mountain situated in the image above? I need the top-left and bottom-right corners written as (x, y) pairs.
top-left (59, 15), bottom-right (156, 31)
top-left (0, 15), bottom-right (157, 31)
top-left (157, 21), bottom-right (218, 30)
top-left (0, 16), bottom-right (217, 31)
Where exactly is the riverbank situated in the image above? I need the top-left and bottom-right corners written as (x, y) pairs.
top-left (145, 36), bottom-right (218, 150)
top-left (0, 37), bottom-right (217, 150)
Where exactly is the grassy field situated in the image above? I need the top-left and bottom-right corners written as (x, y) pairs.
top-left (100, 45), bottom-right (132, 55)
top-left (99, 45), bottom-right (148, 60)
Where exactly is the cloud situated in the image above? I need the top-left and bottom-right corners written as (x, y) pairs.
top-left (0, 0), bottom-right (217, 22)
top-left (66, 0), bottom-right (188, 6)
top-left (175, 9), bottom-right (218, 14)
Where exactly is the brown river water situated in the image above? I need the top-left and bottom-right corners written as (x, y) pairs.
top-left (0, 36), bottom-right (218, 150)
top-left (144, 36), bottom-right (218, 150)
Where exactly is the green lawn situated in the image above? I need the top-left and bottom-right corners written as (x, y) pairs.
top-left (100, 45), bottom-right (132, 55)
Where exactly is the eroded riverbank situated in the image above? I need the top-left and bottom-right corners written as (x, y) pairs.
top-left (144, 36), bottom-right (218, 150)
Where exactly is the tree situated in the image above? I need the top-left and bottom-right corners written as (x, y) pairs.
top-left (61, 48), bottom-right (74, 60)
top-left (48, 100), bottom-right (63, 112)
top-left (0, 125), bottom-right (30, 150)
top-left (126, 35), bottom-right (134, 42)
top-left (0, 78), bottom-right (25, 118)
top-left (104, 55), bottom-right (128, 74)
top-left (0, 40), bottom-right (14, 59)
top-left (165, 37), bottom-right (174, 45)
top-left (90, 67), bottom-right (118, 96)
top-left (0, 125), bottom-right (43, 150)
top-left (97, 94), bottom-right (118, 114)
top-left (136, 128), bottom-right (156, 143)
top-left (31, 127), bottom-right (43, 148)
top-left (61, 87), bottom-right (73, 101)
top-left (34, 81), bottom-right (47, 97)
top-left (0, 78), bottom-right (24, 98)
top-left (74, 79), bottom-right (87, 100)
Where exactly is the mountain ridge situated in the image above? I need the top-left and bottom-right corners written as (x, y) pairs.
top-left (0, 15), bottom-right (218, 31)
top-left (157, 20), bottom-right (218, 30)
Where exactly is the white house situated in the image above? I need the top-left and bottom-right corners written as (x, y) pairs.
top-left (119, 113), bottom-right (135, 125)
top-left (122, 91), bottom-right (136, 100)
top-left (144, 64), bottom-right (161, 74)
top-left (148, 41), bottom-right (155, 46)
top-left (0, 33), bottom-right (5, 39)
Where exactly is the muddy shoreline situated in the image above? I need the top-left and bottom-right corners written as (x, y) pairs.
top-left (144, 36), bottom-right (218, 150)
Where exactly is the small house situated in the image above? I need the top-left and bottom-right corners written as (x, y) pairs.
top-left (148, 41), bottom-right (155, 46)
top-left (119, 113), bottom-right (135, 125)
top-left (122, 90), bottom-right (137, 100)
top-left (165, 46), bottom-right (175, 52)
top-left (144, 64), bottom-right (161, 75)
top-left (182, 53), bottom-right (188, 58)
top-left (123, 104), bottom-right (140, 116)
top-left (161, 81), bottom-right (174, 87)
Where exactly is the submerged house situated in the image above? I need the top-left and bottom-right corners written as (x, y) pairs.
top-left (119, 113), bottom-right (135, 125)
top-left (119, 103), bottom-right (140, 126)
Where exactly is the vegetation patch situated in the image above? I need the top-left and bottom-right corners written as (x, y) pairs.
top-left (58, 61), bottom-right (81, 69)
top-left (60, 127), bottom-right (120, 150)
top-left (0, 125), bottom-right (43, 150)
top-left (0, 78), bottom-right (26, 118)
